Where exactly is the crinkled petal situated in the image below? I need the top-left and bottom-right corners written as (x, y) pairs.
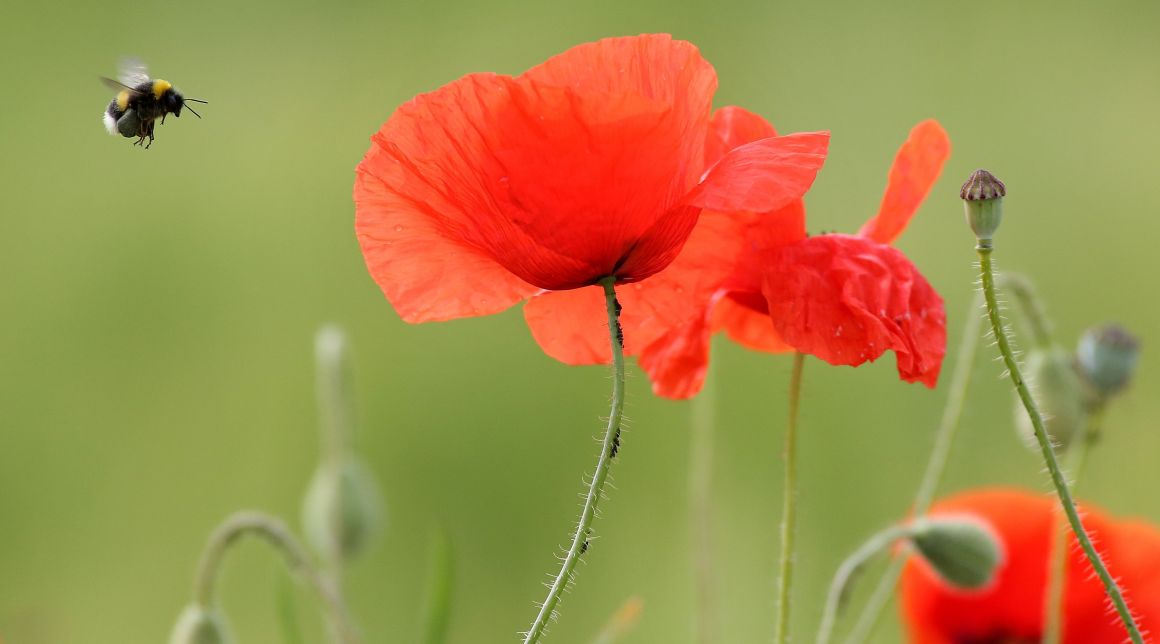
top-left (762, 234), bottom-right (945, 386)
top-left (686, 131), bottom-right (830, 214)
top-left (858, 119), bottom-right (951, 244)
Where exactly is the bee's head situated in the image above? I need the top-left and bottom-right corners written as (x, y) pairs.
top-left (166, 89), bottom-right (185, 117)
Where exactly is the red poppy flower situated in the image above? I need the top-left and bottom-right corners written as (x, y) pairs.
top-left (900, 488), bottom-right (1160, 643)
top-left (636, 117), bottom-right (949, 398)
top-left (355, 34), bottom-right (830, 349)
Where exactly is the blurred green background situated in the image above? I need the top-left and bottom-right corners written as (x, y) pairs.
top-left (2, 0), bottom-right (1158, 642)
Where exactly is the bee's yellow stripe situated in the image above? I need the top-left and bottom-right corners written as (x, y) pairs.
top-left (116, 90), bottom-right (130, 110)
top-left (152, 79), bottom-right (172, 99)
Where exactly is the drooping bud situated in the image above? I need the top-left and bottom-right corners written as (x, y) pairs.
top-left (1077, 324), bottom-right (1140, 400)
top-left (168, 605), bottom-right (233, 644)
top-left (302, 455), bottom-right (383, 560)
top-left (1013, 348), bottom-right (1090, 451)
top-left (960, 169), bottom-right (1006, 243)
top-left (909, 515), bottom-right (1003, 590)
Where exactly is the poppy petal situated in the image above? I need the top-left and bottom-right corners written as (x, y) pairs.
top-left (354, 166), bottom-right (538, 323)
top-left (355, 72), bottom-right (587, 312)
top-left (705, 106), bottom-right (779, 166)
top-left (762, 234), bottom-right (945, 386)
top-left (357, 34), bottom-right (722, 295)
top-left (687, 131), bottom-right (830, 214)
top-left (498, 34), bottom-right (719, 284)
top-left (712, 295), bottom-right (794, 353)
top-left (857, 119), bottom-right (951, 245)
top-left (523, 286), bottom-right (611, 364)
top-left (638, 309), bottom-right (715, 399)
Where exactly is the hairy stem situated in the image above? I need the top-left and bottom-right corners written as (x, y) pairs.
top-left (1043, 405), bottom-right (1104, 644)
top-left (774, 352), bottom-right (806, 644)
top-left (192, 511), bottom-right (359, 644)
top-left (816, 523), bottom-right (913, 644)
top-left (523, 277), bottom-right (626, 644)
top-left (977, 245), bottom-right (1142, 644)
top-left (843, 292), bottom-right (984, 643)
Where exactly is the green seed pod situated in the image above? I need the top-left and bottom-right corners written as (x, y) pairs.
top-left (910, 516), bottom-right (1003, 590)
top-left (302, 455), bottom-right (383, 560)
top-left (168, 605), bottom-right (233, 644)
top-left (960, 169), bottom-right (1006, 243)
top-left (1077, 324), bottom-right (1140, 400)
top-left (1014, 348), bottom-right (1090, 452)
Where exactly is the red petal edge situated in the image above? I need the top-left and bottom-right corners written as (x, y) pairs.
top-left (686, 131), bottom-right (830, 214)
top-left (858, 119), bottom-right (951, 245)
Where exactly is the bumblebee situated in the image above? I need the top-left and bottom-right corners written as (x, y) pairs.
top-left (101, 59), bottom-right (206, 148)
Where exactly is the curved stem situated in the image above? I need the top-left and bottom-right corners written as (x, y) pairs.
top-left (816, 523), bottom-right (914, 644)
top-left (774, 352), bottom-right (806, 644)
top-left (315, 327), bottom-right (354, 619)
top-left (689, 356), bottom-right (718, 644)
top-left (913, 291), bottom-right (984, 515)
top-left (977, 245), bottom-right (1142, 644)
top-left (843, 291), bottom-right (984, 643)
top-left (1043, 404), bottom-right (1105, 644)
top-left (192, 511), bottom-right (359, 644)
top-left (523, 277), bottom-right (626, 644)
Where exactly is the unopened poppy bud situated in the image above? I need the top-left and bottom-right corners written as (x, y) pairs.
top-left (1014, 348), bottom-right (1089, 451)
top-left (168, 605), bottom-right (233, 644)
top-left (1077, 324), bottom-right (1140, 399)
top-left (302, 455), bottom-right (383, 560)
top-left (910, 515), bottom-right (1003, 590)
top-left (960, 169), bottom-right (1006, 243)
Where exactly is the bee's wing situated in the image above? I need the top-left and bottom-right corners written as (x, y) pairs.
top-left (118, 57), bottom-right (151, 86)
top-left (100, 76), bottom-right (144, 96)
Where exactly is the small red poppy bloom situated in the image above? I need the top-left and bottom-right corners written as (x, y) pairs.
top-left (355, 34), bottom-right (829, 347)
top-left (901, 488), bottom-right (1160, 643)
top-left (635, 117), bottom-right (949, 398)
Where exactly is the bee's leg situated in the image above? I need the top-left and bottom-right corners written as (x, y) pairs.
top-left (144, 122), bottom-right (155, 149)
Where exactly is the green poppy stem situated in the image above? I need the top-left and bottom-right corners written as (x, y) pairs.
top-left (192, 511), bottom-right (359, 644)
top-left (774, 352), bottom-right (806, 644)
top-left (1043, 405), bottom-right (1105, 644)
top-left (842, 291), bottom-right (984, 643)
top-left (977, 244), bottom-right (1143, 644)
top-left (523, 276), bottom-right (626, 644)
top-left (816, 523), bottom-right (915, 644)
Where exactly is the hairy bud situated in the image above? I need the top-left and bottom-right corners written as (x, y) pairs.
top-left (1077, 324), bottom-right (1140, 400)
top-left (302, 455), bottom-right (383, 560)
top-left (910, 515), bottom-right (1003, 590)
